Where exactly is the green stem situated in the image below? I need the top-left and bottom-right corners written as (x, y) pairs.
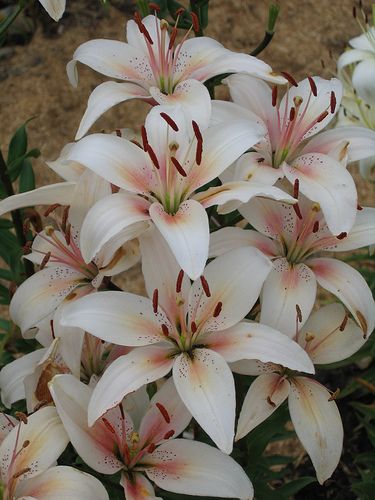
top-left (0, 0), bottom-right (27, 39)
top-left (0, 150), bottom-right (34, 278)
top-left (250, 30), bottom-right (275, 57)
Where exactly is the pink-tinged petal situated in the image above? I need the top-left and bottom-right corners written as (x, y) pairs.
top-left (280, 77), bottom-right (342, 139)
top-left (67, 39), bottom-right (154, 87)
top-left (80, 192), bottom-right (150, 263)
top-left (211, 99), bottom-right (263, 127)
top-left (302, 126), bottom-right (375, 163)
top-left (150, 79), bottom-right (212, 130)
top-left (188, 120), bottom-right (265, 193)
top-left (352, 59), bottom-right (375, 105)
top-left (0, 406), bottom-right (68, 484)
top-left (232, 152), bottom-right (281, 184)
top-left (140, 227), bottom-right (190, 322)
top-left (9, 266), bottom-right (87, 335)
top-left (299, 303), bottom-right (368, 364)
top-left (121, 472), bottom-right (160, 500)
top-left (283, 153), bottom-right (357, 234)
top-left (0, 414), bottom-right (17, 445)
top-left (260, 259), bottom-right (317, 337)
top-left (65, 134), bottom-right (154, 195)
top-left (288, 377), bottom-right (343, 484)
top-left (97, 238), bottom-right (141, 278)
top-left (236, 374), bottom-right (290, 440)
top-left (15, 465), bottom-right (109, 499)
top-left (149, 200), bottom-right (209, 280)
top-left (323, 207), bottom-right (375, 252)
top-left (45, 143), bottom-right (85, 182)
top-left (202, 322), bottom-right (314, 374)
top-left (195, 180), bottom-right (295, 211)
top-left (88, 346), bottom-right (174, 425)
top-left (188, 247), bottom-right (272, 332)
top-left (230, 359), bottom-right (278, 376)
top-left (61, 291), bottom-right (168, 346)
top-left (209, 227), bottom-right (278, 259)
top-left (0, 348), bottom-right (47, 408)
top-left (144, 439), bottom-right (254, 499)
top-left (76, 81), bottom-right (149, 140)
top-left (139, 378), bottom-right (191, 448)
top-left (308, 257), bottom-right (375, 337)
top-left (172, 349), bottom-right (235, 453)
top-left (0, 182), bottom-right (75, 217)
top-left (49, 374), bottom-right (123, 474)
top-left (126, 14), bottom-right (169, 62)
top-left (39, 0), bottom-right (65, 21)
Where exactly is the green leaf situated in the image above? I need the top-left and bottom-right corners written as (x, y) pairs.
top-left (0, 219), bottom-right (13, 229)
top-left (7, 123), bottom-right (28, 166)
top-left (276, 476), bottom-right (316, 496)
top-left (19, 159), bottom-right (35, 193)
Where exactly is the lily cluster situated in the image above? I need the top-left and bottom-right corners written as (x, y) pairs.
top-left (0, 7), bottom-right (374, 500)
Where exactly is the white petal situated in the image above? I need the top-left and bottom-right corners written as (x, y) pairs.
top-left (46, 143), bottom-right (85, 182)
top-left (284, 154), bottom-right (357, 234)
top-left (38, 0), bottom-right (65, 21)
top-left (236, 374), bottom-right (290, 440)
top-left (352, 58), bottom-right (375, 105)
top-left (289, 377), bottom-right (343, 484)
top-left (149, 200), bottom-right (209, 280)
top-left (323, 207), bottom-right (375, 251)
top-left (209, 227), bottom-right (278, 258)
top-left (337, 48), bottom-right (374, 71)
top-left (173, 349), bottom-right (235, 454)
top-left (88, 346), bottom-right (174, 425)
top-left (76, 81), bottom-right (149, 140)
top-left (145, 439), bottom-right (254, 499)
top-left (308, 257), bottom-right (375, 337)
top-left (121, 472), bottom-right (159, 500)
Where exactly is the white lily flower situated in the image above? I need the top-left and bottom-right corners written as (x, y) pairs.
top-left (60, 229), bottom-right (314, 453)
top-left (210, 196), bottom-right (375, 338)
top-left (39, 0), bottom-right (66, 22)
top-left (50, 374), bottom-right (254, 499)
top-left (214, 74), bottom-right (375, 234)
top-left (234, 303), bottom-right (369, 485)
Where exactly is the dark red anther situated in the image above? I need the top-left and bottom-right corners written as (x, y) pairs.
top-left (330, 91), bottom-right (337, 114)
top-left (213, 301), bottom-right (222, 318)
top-left (190, 11), bottom-right (200, 33)
top-left (149, 2), bottom-right (161, 11)
top-left (147, 443), bottom-right (157, 453)
top-left (62, 205), bottom-right (70, 233)
top-left (195, 139), bottom-right (203, 165)
top-left (192, 120), bottom-right (203, 143)
top-left (161, 324), bottom-right (169, 337)
top-left (357, 204), bottom-right (363, 211)
top-left (13, 467), bottom-right (31, 479)
top-left (175, 7), bottom-right (185, 16)
top-left (115, 129), bottom-right (122, 137)
top-left (22, 241), bottom-right (32, 254)
top-left (64, 223), bottom-right (71, 246)
top-left (164, 429), bottom-right (175, 439)
top-left (102, 417), bottom-right (116, 434)
top-left (134, 12), bottom-right (154, 45)
top-left (15, 412), bottom-right (28, 424)
top-left (293, 178), bottom-right (299, 199)
top-left (336, 231), bottom-right (347, 240)
top-left (160, 112), bottom-right (179, 131)
top-left (191, 321), bottom-right (197, 333)
top-left (156, 402), bottom-right (171, 423)
top-left (293, 203), bottom-right (303, 220)
top-left (40, 252), bottom-right (51, 270)
top-left (169, 26), bottom-right (178, 50)
top-left (307, 76), bottom-right (317, 97)
top-left (176, 269), bottom-right (184, 293)
top-left (296, 304), bottom-right (303, 323)
top-left (119, 403), bottom-right (125, 420)
top-left (312, 220), bottom-right (320, 233)
top-left (289, 106), bottom-right (296, 122)
top-left (272, 85), bottom-right (278, 107)
top-left (152, 288), bottom-right (159, 314)
top-left (280, 71), bottom-right (298, 87)
top-left (141, 125), bottom-right (148, 150)
top-left (146, 144), bottom-right (160, 170)
top-left (352, 5), bottom-right (357, 18)
top-left (44, 203), bottom-right (61, 217)
top-left (50, 319), bottom-right (55, 339)
top-left (171, 156), bottom-right (187, 177)
top-left (23, 219), bottom-right (30, 235)
top-left (316, 110), bottom-right (328, 123)
top-left (339, 312), bottom-right (349, 332)
top-left (200, 275), bottom-right (211, 297)
top-left (257, 157), bottom-right (265, 163)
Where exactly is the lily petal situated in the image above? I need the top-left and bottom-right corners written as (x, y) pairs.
top-left (121, 472), bottom-right (160, 500)
top-left (39, 0), bottom-right (65, 21)
top-left (209, 227), bottom-right (279, 259)
top-left (352, 58), bottom-right (375, 105)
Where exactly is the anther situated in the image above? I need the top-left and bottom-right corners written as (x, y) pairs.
top-left (292, 203), bottom-right (303, 219)
top-left (141, 126), bottom-right (149, 150)
top-left (13, 467), bottom-right (31, 479)
top-left (176, 270), bottom-right (184, 293)
top-left (257, 157), bottom-right (265, 163)
top-left (15, 412), bottom-right (28, 424)
top-left (169, 26), bottom-right (178, 50)
top-left (161, 324), bottom-right (169, 337)
top-left (23, 218), bottom-right (30, 235)
top-left (192, 120), bottom-right (203, 143)
top-left (357, 204), bottom-right (363, 211)
top-left (280, 71), bottom-right (298, 87)
top-left (312, 220), bottom-right (319, 233)
top-left (102, 417), bottom-right (116, 434)
top-left (50, 319), bottom-right (55, 339)
top-left (328, 388), bottom-right (340, 401)
top-left (115, 129), bottom-right (122, 137)
top-left (152, 289), bottom-right (159, 314)
top-left (171, 156), bottom-right (187, 177)
top-left (307, 76), bottom-right (317, 96)
top-left (330, 91), bottom-right (337, 113)
top-left (146, 144), bottom-right (160, 170)
top-left (148, 443), bottom-right (157, 453)
top-left (23, 241), bottom-right (32, 254)
top-left (134, 12), bottom-right (154, 45)
top-left (44, 203), bottom-right (61, 217)
top-left (272, 85), bottom-right (278, 107)
top-left (160, 112), bottom-right (179, 131)
top-left (40, 252), bottom-right (51, 270)
top-left (200, 275), bottom-right (211, 297)
top-left (316, 111), bottom-right (328, 123)
top-left (339, 312), bottom-right (349, 332)
top-left (191, 321), bottom-right (197, 333)
top-left (289, 107), bottom-right (296, 121)
top-left (22, 439), bottom-right (30, 448)
top-left (164, 429), bottom-right (175, 439)
top-left (148, 2), bottom-right (161, 11)
top-left (213, 301), bottom-right (222, 318)
top-left (352, 5), bottom-right (357, 18)
top-left (296, 304), bottom-right (303, 323)
top-left (192, 120), bottom-right (203, 165)
top-left (305, 332), bottom-right (315, 342)
top-left (293, 96), bottom-right (303, 107)
top-left (175, 7), bottom-right (185, 16)
top-left (156, 402), bottom-right (171, 423)
top-left (293, 178), bottom-right (299, 199)
top-left (62, 205), bottom-right (70, 233)
top-left (64, 223), bottom-right (71, 246)
top-left (336, 232), bottom-right (347, 240)
top-left (190, 11), bottom-right (200, 33)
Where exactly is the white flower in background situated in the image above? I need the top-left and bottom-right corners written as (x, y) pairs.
top-left (67, 13), bottom-right (286, 139)
top-left (39, 0), bottom-right (66, 22)
top-left (210, 196), bottom-right (375, 338)
top-left (60, 229), bottom-right (314, 453)
top-left (234, 303), bottom-right (370, 484)
top-left (50, 375), bottom-right (254, 499)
